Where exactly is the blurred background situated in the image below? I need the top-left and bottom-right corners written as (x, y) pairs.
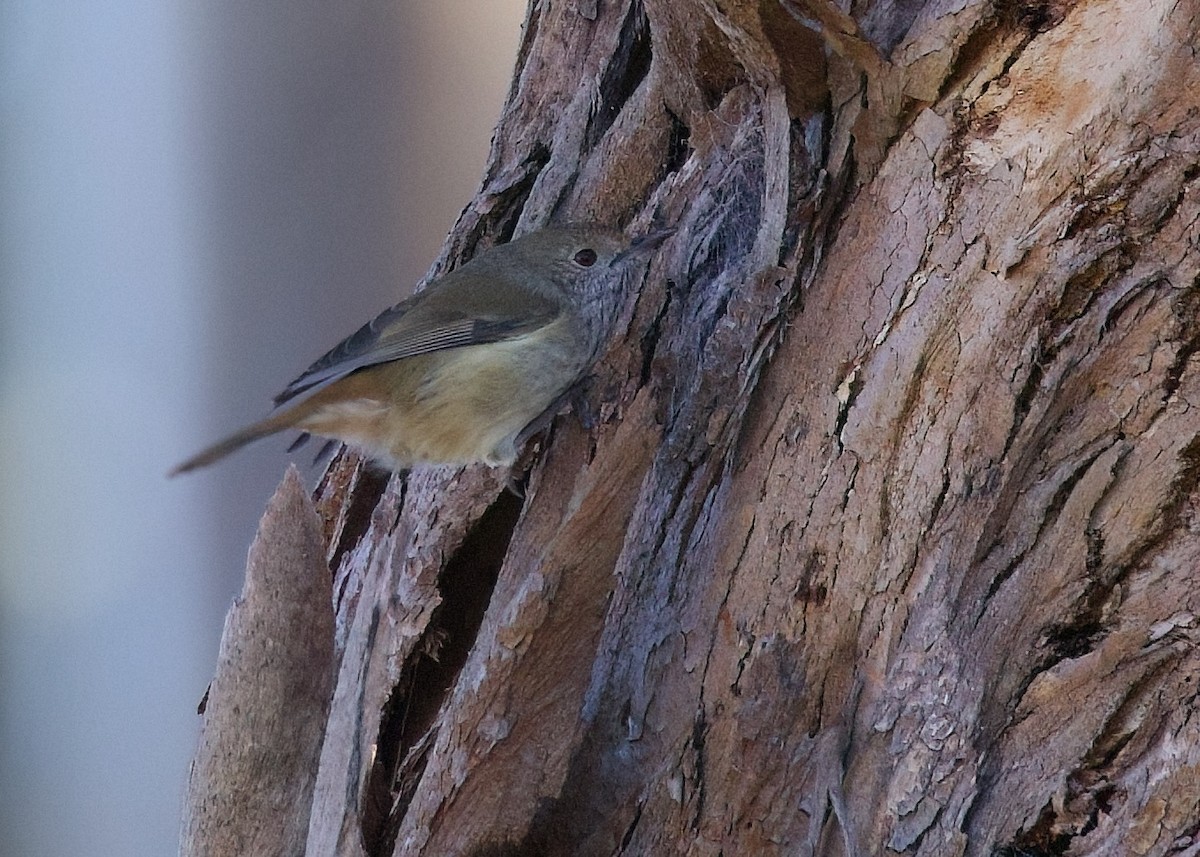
top-left (0, 1), bottom-right (524, 854)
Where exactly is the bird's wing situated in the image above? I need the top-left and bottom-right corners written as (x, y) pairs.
top-left (273, 276), bottom-right (561, 406)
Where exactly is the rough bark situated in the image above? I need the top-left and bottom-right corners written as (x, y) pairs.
top-left (184, 1), bottom-right (1200, 855)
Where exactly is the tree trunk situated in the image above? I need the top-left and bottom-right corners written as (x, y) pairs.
top-left (183, 1), bottom-right (1200, 855)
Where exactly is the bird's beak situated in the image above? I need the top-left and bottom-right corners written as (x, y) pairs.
top-left (614, 227), bottom-right (676, 264)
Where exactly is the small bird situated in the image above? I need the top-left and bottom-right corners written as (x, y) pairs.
top-left (171, 225), bottom-right (671, 476)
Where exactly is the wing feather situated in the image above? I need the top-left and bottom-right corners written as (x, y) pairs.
top-left (273, 277), bottom-right (560, 406)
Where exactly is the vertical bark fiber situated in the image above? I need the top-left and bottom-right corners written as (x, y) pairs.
top-left (181, 467), bottom-right (334, 857)
top-left (185, 1), bottom-right (1200, 855)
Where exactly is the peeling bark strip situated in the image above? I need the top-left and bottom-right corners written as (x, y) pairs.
top-left (189, 1), bottom-right (1200, 855)
top-left (181, 468), bottom-right (334, 857)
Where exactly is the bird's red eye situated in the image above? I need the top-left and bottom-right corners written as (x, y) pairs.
top-left (574, 248), bottom-right (598, 267)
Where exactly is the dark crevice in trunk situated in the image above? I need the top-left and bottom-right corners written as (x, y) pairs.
top-left (361, 490), bottom-right (525, 857)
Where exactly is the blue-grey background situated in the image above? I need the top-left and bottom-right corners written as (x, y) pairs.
top-left (0, 2), bottom-right (523, 854)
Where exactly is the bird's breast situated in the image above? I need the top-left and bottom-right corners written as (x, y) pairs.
top-left (313, 317), bottom-right (586, 468)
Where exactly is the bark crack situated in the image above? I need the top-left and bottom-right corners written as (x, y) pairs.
top-left (585, 0), bottom-right (652, 153)
top-left (360, 491), bottom-right (523, 857)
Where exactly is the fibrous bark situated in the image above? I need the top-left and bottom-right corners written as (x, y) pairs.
top-left (181, 467), bottom-right (334, 857)
top-left (184, 1), bottom-right (1200, 855)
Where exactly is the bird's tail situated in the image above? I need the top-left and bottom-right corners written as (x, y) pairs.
top-left (169, 408), bottom-right (303, 476)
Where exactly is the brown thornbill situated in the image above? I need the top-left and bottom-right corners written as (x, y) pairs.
top-left (170, 225), bottom-right (672, 476)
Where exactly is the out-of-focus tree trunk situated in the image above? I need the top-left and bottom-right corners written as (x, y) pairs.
top-left (183, 1), bottom-right (1200, 855)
